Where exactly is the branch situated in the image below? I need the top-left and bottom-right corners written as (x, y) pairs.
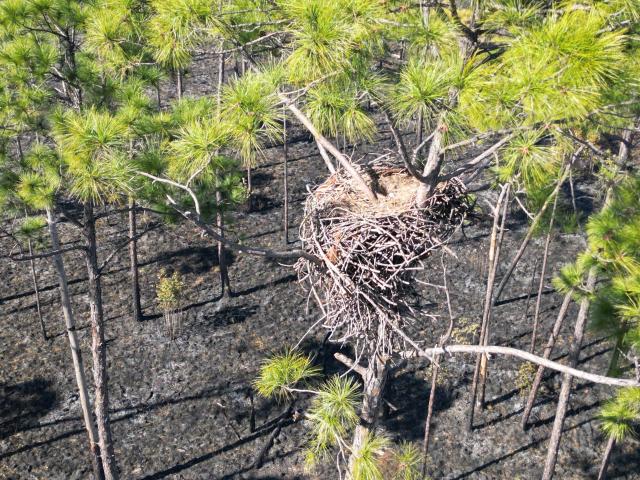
top-left (441, 133), bottom-right (516, 181)
top-left (400, 345), bottom-right (640, 388)
top-left (334, 352), bottom-right (367, 377)
top-left (97, 222), bottom-right (162, 274)
top-left (6, 245), bottom-right (86, 261)
top-left (383, 111), bottom-right (427, 183)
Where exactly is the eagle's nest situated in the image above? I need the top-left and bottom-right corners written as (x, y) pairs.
top-left (295, 167), bottom-right (471, 357)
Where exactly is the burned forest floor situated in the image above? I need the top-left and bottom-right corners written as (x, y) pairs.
top-left (1, 57), bottom-right (640, 480)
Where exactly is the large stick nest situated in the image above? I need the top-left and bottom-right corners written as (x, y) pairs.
top-left (295, 166), bottom-right (472, 357)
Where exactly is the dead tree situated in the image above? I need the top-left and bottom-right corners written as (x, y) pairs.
top-left (468, 184), bottom-right (509, 430)
top-left (530, 191), bottom-right (559, 352)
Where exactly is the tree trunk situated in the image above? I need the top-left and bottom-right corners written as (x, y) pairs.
top-left (283, 112), bottom-right (289, 245)
top-left (347, 355), bottom-right (389, 477)
top-left (83, 202), bottom-right (119, 480)
top-left (531, 191), bottom-right (559, 353)
top-left (316, 140), bottom-right (336, 174)
top-left (493, 167), bottom-right (570, 305)
top-left (415, 92), bottom-right (457, 208)
top-left (421, 354), bottom-right (439, 477)
top-left (46, 208), bottom-right (104, 480)
top-left (27, 239), bottom-right (47, 340)
top-left (597, 436), bottom-right (616, 480)
top-left (216, 188), bottom-right (232, 297)
top-left (468, 184), bottom-right (509, 430)
top-left (176, 69), bottom-right (182, 100)
top-left (128, 198), bottom-right (142, 322)
top-left (541, 268), bottom-right (597, 480)
top-left (521, 290), bottom-right (572, 429)
top-left (247, 164), bottom-right (252, 196)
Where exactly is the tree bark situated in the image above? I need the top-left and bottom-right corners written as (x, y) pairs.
top-left (531, 191), bottom-right (559, 353)
top-left (493, 167), bottom-right (570, 305)
top-left (597, 436), bottom-right (616, 480)
top-left (347, 355), bottom-right (389, 477)
top-left (283, 112), bottom-right (289, 244)
top-left (421, 354), bottom-right (439, 477)
top-left (541, 268), bottom-right (596, 480)
top-left (27, 238), bottom-right (47, 340)
top-left (83, 202), bottom-right (119, 480)
top-left (176, 69), bottom-right (182, 100)
top-left (128, 198), bottom-right (142, 321)
top-left (46, 208), bottom-right (104, 480)
top-left (468, 184), bottom-right (509, 430)
top-left (216, 187), bottom-right (232, 297)
top-left (521, 290), bottom-right (572, 429)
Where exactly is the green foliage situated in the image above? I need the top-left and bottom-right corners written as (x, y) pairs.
top-left (221, 70), bottom-right (282, 165)
top-left (351, 432), bottom-right (390, 480)
top-left (147, 0), bottom-right (211, 71)
top-left (305, 80), bottom-right (376, 142)
top-left (254, 349), bottom-right (320, 400)
top-left (156, 269), bottom-right (185, 311)
top-left (305, 375), bottom-right (361, 463)
top-left (600, 387), bottom-right (640, 441)
top-left (388, 441), bottom-right (424, 480)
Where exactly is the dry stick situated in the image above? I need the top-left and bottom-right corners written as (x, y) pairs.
top-left (421, 260), bottom-right (454, 476)
top-left (522, 259), bottom-right (539, 331)
top-left (46, 208), bottom-right (104, 480)
top-left (478, 185), bottom-right (511, 408)
top-left (597, 436), bottom-right (616, 480)
top-left (492, 166), bottom-right (571, 306)
top-left (399, 344), bottom-right (639, 387)
top-left (541, 268), bottom-right (597, 480)
top-left (283, 109), bottom-right (289, 244)
top-left (530, 191), bottom-right (559, 353)
top-left (27, 238), bottom-right (46, 340)
top-left (467, 186), bottom-right (509, 430)
top-left (521, 290), bottom-right (573, 429)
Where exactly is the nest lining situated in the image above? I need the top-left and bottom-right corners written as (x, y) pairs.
top-left (296, 167), bottom-right (471, 357)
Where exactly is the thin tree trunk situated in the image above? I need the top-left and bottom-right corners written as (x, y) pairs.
top-left (128, 198), bottom-right (142, 322)
top-left (541, 268), bottom-right (597, 480)
top-left (521, 290), bottom-right (573, 429)
top-left (493, 167), bottom-right (570, 305)
top-left (530, 191), bottom-right (559, 353)
top-left (27, 239), bottom-right (47, 340)
top-left (247, 164), bottom-right (252, 196)
top-left (597, 436), bottom-right (616, 480)
top-left (46, 208), bottom-right (104, 480)
top-left (83, 202), bottom-right (119, 480)
top-left (283, 112), bottom-right (289, 245)
top-left (542, 127), bottom-right (633, 479)
top-left (176, 69), bottom-right (182, 100)
top-left (420, 354), bottom-right (439, 476)
top-left (468, 185), bottom-right (509, 430)
top-left (347, 355), bottom-right (389, 477)
top-left (216, 187), bottom-right (232, 297)
top-left (156, 85), bottom-right (161, 109)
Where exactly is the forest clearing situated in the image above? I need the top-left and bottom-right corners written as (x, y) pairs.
top-left (0, 1), bottom-right (639, 479)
